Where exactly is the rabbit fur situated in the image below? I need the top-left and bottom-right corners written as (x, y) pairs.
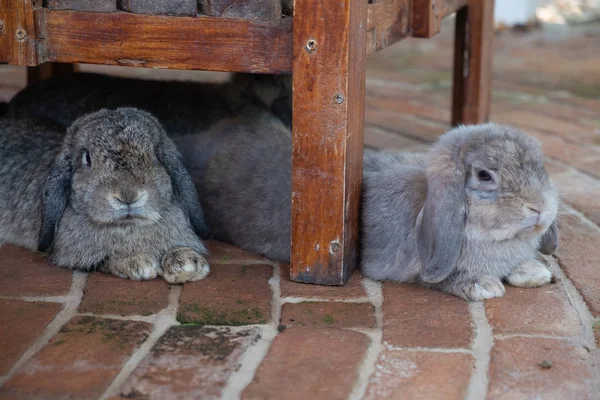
top-left (0, 108), bottom-right (210, 283)
top-left (174, 114), bottom-right (560, 301)
top-left (8, 72), bottom-right (292, 132)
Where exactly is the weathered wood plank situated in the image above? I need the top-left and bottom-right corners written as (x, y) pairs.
top-left (452, 0), bottom-right (494, 124)
top-left (290, 0), bottom-right (367, 285)
top-left (366, 0), bottom-right (410, 55)
top-left (0, 0), bottom-right (40, 65)
top-left (199, 0), bottom-right (281, 20)
top-left (412, 0), bottom-right (468, 38)
top-left (36, 10), bottom-right (293, 73)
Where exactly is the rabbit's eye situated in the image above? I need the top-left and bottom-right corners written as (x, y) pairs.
top-left (82, 150), bottom-right (91, 167)
top-left (477, 170), bottom-right (492, 182)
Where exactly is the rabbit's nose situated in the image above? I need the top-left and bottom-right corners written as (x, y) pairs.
top-left (113, 191), bottom-right (147, 207)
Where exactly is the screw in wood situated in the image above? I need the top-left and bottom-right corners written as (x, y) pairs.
top-left (16, 28), bottom-right (27, 41)
top-left (329, 240), bottom-right (342, 254)
top-left (0, 20), bottom-right (4, 33)
top-left (305, 39), bottom-right (317, 53)
top-left (333, 94), bottom-right (344, 104)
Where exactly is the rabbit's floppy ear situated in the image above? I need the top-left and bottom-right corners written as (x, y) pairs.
top-left (157, 139), bottom-right (210, 239)
top-left (38, 146), bottom-right (72, 252)
top-left (539, 221), bottom-right (559, 255)
top-left (416, 140), bottom-right (467, 284)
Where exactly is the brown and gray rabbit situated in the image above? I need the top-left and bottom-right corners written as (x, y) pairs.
top-left (8, 72), bottom-right (292, 132)
top-left (0, 108), bottom-right (210, 283)
top-left (174, 115), bottom-right (560, 301)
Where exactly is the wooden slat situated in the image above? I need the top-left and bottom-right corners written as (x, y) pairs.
top-left (412, 0), bottom-right (468, 38)
top-left (290, 0), bottom-right (367, 285)
top-left (0, 0), bottom-right (41, 65)
top-left (36, 10), bottom-right (293, 73)
top-left (452, 0), bottom-right (494, 124)
top-left (366, 0), bottom-right (410, 55)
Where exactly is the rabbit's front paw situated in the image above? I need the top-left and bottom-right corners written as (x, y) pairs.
top-left (160, 247), bottom-right (210, 284)
top-left (507, 259), bottom-right (552, 288)
top-left (103, 255), bottom-right (159, 280)
top-left (450, 276), bottom-right (506, 301)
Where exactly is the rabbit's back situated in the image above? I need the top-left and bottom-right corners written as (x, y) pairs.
top-left (174, 116), bottom-right (293, 261)
top-left (9, 73), bottom-right (268, 135)
top-left (0, 119), bottom-right (63, 248)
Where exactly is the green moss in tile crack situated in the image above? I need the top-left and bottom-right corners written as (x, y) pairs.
top-left (323, 314), bottom-right (336, 325)
top-left (177, 304), bottom-right (266, 326)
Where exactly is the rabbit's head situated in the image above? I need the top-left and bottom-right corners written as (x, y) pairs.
top-left (416, 123), bottom-right (559, 283)
top-left (38, 108), bottom-right (209, 251)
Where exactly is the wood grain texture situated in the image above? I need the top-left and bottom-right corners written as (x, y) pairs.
top-left (452, 0), bottom-right (494, 124)
top-left (0, 0), bottom-right (40, 65)
top-left (37, 9), bottom-right (292, 73)
top-left (290, 0), bottom-right (367, 285)
top-left (366, 0), bottom-right (410, 55)
top-left (199, 0), bottom-right (282, 20)
top-left (412, 0), bottom-right (467, 38)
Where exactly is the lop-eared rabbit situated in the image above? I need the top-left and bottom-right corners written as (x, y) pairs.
top-left (0, 108), bottom-right (210, 283)
top-left (174, 115), bottom-right (560, 301)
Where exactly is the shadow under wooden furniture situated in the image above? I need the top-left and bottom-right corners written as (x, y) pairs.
top-left (0, 0), bottom-right (494, 285)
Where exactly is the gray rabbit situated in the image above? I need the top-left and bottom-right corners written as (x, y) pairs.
top-left (8, 72), bottom-right (292, 132)
top-left (174, 115), bottom-right (559, 301)
top-left (0, 108), bottom-right (210, 283)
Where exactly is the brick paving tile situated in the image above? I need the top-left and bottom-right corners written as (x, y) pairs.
top-left (365, 109), bottom-right (448, 143)
top-left (382, 283), bottom-right (473, 349)
top-left (119, 326), bottom-right (261, 399)
top-left (557, 227), bottom-right (600, 316)
top-left (488, 338), bottom-right (594, 400)
top-left (494, 110), bottom-right (598, 141)
top-left (552, 172), bottom-right (600, 226)
top-left (0, 316), bottom-right (152, 399)
top-left (279, 264), bottom-right (367, 300)
top-left (0, 299), bottom-right (62, 375)
top-left (206, 240), bottom-right (270, 264)
top-left (242, 327), bottom-right (369, 400)
top-left (365, 96), bottom-right (451, 124)
top-left (280, 302), bottom-right (376, 329)
top-left (578, 158), bottom-right (600, 179)
top-left (543, 159), bottom-right (571, 176)
top-left (178, 263), bottom-right (272, 325)
top-left (78, 272), bottom-right (170, 316)
top-left (527, 131), bottom-right (600, 170)
top-left (485, 282), bottom-right (581, 337)
top-left (364, 351), bottom-right (473, 400)
top-left (365, 125), bottom-right (425, 150)
top-left (0, 245), bottom-right (72, 297)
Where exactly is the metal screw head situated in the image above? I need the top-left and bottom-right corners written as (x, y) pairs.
top-left (333, 93), bottom-right (344, 104)
top-left (0, 20), bottom-right (4, 32)
top-left (16, 28), bottom-right (27, 41)
top-left (329, 241), bottom-right (342, 254)
top-left (305, 39), bottom-right (317, 53)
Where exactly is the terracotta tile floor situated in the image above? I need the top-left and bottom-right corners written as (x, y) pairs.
top-left (1, 20), bottom-right (599, 400)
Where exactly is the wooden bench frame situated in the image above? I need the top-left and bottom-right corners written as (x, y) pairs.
top-left (0, 0), bottom-right (494, 285)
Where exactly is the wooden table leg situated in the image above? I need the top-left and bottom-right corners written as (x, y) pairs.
top-left (27, 63), bottom-right (76, 85)
top-left (452, 0), bottom-right (495, 125)
top-left (290, 0), bottom-right (367, 285)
